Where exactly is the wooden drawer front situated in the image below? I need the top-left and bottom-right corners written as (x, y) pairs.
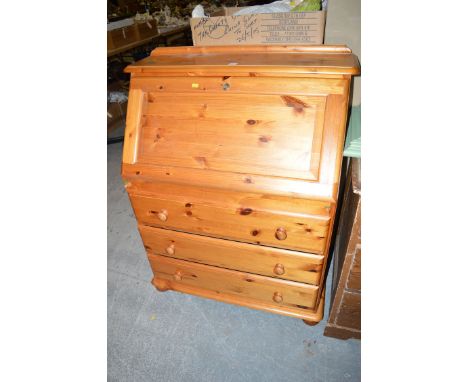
top-left (137, 92), bottom-right (326, 181)
top-left (149, 254), bottom-right (319, 309)
top-left (126, 181), bottom-right (332, 218)
top-left (131, 194), bottom-right (330, 253)
top-left (140, 225), bottom-right (324, 284)
top-left (131, 76), bottom-right (347, 96)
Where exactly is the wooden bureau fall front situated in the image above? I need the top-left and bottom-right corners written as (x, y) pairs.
top-left (121, 45), bottom-right (360, 325)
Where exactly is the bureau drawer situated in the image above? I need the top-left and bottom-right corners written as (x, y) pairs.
top-left (149, 254), bottom-right (319, 309)
top-left (140, 225), bottom-right (324, 284)
top-left (130, 193), bottom-right (330, 253)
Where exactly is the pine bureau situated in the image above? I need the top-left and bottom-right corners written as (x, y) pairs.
top-left (121, 45), bottom-right (360, 325)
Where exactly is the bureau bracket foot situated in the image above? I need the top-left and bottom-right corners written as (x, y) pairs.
top-left (153, 278), bottom-right (171, 292)
top-left (303, 319), bottom-right (319, 326)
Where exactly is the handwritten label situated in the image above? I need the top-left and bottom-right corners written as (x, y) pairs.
top-left (191, 12), bottom-right (323, 45)
top-left (193, 14), bottom-right (260, 43)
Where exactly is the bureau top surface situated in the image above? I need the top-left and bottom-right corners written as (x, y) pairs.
top-left (125, 45), bottom-right (360, 76)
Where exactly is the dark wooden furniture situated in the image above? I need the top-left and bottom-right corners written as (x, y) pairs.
top-left (324, 158), bottom-right (361, 338)
top-left (107, 24), bottom-right (191, 57)
top-left (107, 25), bottom-right (192, 144)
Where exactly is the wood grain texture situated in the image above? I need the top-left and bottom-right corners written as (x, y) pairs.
top-left (335, 292), bottom-right (360, 329)
top-left (126, 181), bottom-right (332, 217)
top-left (148, 254), bottom-right (319, 309)
top-left (137, 92), bottom-right (326, 180)
top-left (140, 225), bottom-right (324, 284)
top-left (152, 275), bottom-right (325, 322)
top-left (130, 193), bottom-right (330, 253)
top-left (312, 92), bottom-right (351, 310)
top-left (125, 45), bottom-right (360, 76)
top-left (319, 93), bottom-right (350, 189)
top-left (121, 80), bottom-right (351, 201)
top-left (120, 45), bottom-right (360, 324)
top-left (151, 45), bottom-right (353, 55)
top-left (131, 72), bottom-right (351, 79)
top-left (131, 76), bottom-right (347, 96)
top-left (322, 325), bottom-right (360, 340)
top-left (122, 162), bottom-right (335, 200)
top-left (122, 89), bottom-right (146, 164)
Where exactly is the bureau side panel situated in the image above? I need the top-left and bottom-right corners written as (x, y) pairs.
top-left (314, 86), bottom-right (352, 307)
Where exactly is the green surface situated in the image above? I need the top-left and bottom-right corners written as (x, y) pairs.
top-left (344, 105), bottom-right (361, 158)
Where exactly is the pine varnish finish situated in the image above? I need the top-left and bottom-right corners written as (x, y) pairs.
top-left (122, 45), bottom-right (360, 324)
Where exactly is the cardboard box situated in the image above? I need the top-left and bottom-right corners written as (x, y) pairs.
top-left (190, 7), bottom-right (325, 46)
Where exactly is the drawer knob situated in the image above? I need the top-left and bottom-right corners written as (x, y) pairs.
top-left (157, 209), bottom-right (168, 222)
top-left (173, 270), bottom-right (183, 281)
top-left (275, 227), bottom-right (287, 241)
top-left (166, 243), bottom-right (175, 256)
top-left (273, 263), bottom-right (285, 275)
top-left (273, 292), bottom-right (283, 303)
top-left (222, 83), bottom-right (230, 91)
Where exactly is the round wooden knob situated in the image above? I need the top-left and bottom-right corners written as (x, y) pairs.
top-left (173, 270), bottom-right (183, 281)
top-left (273, 292), bottom-right (283, 303)
top-left (275, 227), bottom-right (287, 240)
top-left (157, 209), bottom-right (168, 222)
top-left (273, 263), bottom-right (285, 275)
top-left (166, 243), bottom-right (175, 256)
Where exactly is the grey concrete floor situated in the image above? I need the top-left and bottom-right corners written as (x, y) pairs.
top-left (108, 140), bottom-right (361, 382)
